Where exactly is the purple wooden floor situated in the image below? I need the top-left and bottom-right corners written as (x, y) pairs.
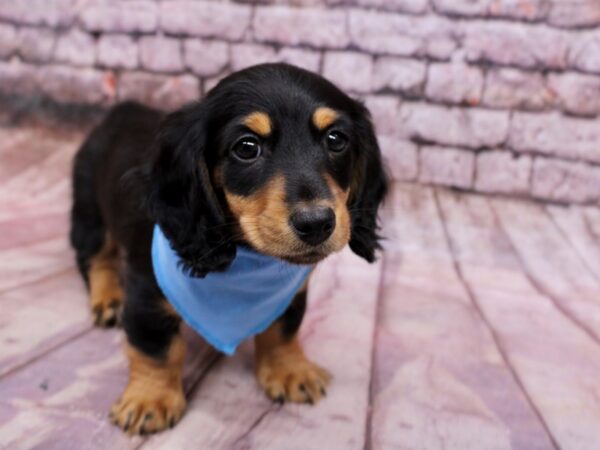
top-left (1, 125), bottom-right (600, 450)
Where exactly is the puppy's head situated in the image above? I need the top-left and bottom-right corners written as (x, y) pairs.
top-left (146, 63), bottom-right (388, 277)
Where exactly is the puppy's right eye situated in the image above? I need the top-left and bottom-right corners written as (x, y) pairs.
top-left (232, 137), bottom-right (262, 162)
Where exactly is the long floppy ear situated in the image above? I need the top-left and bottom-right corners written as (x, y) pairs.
top-left (348, 102), bottom-right (389, 263)
top-left (145, 102), bottom-right (236, 277)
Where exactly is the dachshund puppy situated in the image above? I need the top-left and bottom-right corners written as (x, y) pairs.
top-left (70, 63), bottom-right (388, 434)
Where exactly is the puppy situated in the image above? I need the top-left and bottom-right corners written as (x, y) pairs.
top-left (70, 63), bottom-right (388, 434)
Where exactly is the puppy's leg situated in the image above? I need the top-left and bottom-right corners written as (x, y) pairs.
top-left (70, 153), bottom-right (123, 327)
top-left (111, 273), bottom-right (186, 434)
top-left (88, 234), bottom-right (124, 327)
top-left (255, 285), bottom-right (331, 404)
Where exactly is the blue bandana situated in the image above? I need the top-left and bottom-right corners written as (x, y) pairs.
top-left (151, 226), bottom-right (312, 355)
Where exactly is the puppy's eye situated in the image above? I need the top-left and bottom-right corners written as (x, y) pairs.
top-left (326, 131), bottom-right (348, 153)
top-left (232, 137), bottom-right (262, 162)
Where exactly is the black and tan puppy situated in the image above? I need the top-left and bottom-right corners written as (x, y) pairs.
top-left (70, 63), bottom-right (387, 434)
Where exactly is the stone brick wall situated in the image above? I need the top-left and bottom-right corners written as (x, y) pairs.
top-left (1, 0), bottom-right (600, 205)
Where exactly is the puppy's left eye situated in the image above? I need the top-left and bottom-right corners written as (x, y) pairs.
top-left (326, 131), bottom-right (348, 153)
top-left (232, 137), bottom-right (262, 162)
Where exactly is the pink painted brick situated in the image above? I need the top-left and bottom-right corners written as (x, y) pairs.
top-left (568, 31), bottom-right (600, 74)
top-left (139, 36), bottom-right (183, 73)
top-left (54, 29), bottom-right (96, 66)
top-left (464, 21), bottom-right (570, 70)
top-left (161, 1), bottom-right (252, 41)
top-left (548, 0), bottom-right (600, 27)
top-left (118, 71), bottom-right (200, 111)
top-left (475, 151), bottom-right (532, 195)
top-left (425, 62), bottom-right (484, 105)
top-left (184, 39), bottom-right (229, 77)
top-left (483, 68), bottom-right (554, 110)
top-left (277, 48), bottom-right (321, 73)
top-left (0, 24), bottom-right (16, 58)
top-left (548, 72), bottom-right (600, 117)
top-left (372, 57), bottom-right (426, 95)
top-left (0, 60), bottom-right (38, 97)
top-left (433, 0), bottom-right (548, 19)
top-left (432, 0), bottom-right (488, 16)
top-left (509, 112), bottom-right (600, 165)
top-left (97, 34), bottom-right (138, 70)
top-left (402, 103), bottom-right (509, 148)
top-left (16, 27), bottom-right (56, 63)
top-left (350, 0), bottom-right (428, 14)
top-left (0, 0), bottom-right (76, 27)
top-left (79, 0), bottom-right (158, 33)
top-left (323, 51), bottom-right (373, 93)
top-left (364, 95), bottom-right (402, 137)
top-left (254, 6), bottom-right (348, 48)
top-left (349, 10), bottom-right (456, 59)
top-left (38, 65), bottom-right (112, 105)
top-left (230, 43), bottom-right (276, 72)
top-left (379, 137), bottom-right (418, 181)
top-left (531, 157), bottom-right (600, 204)
top-left (488, 0), bottom-right (549, 20)
top-left (419, 146), bottom-right (475, 189)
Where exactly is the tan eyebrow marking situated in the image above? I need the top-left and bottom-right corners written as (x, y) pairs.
top-left (242, 111), bottom-right (272, 137)
top-left (312, 107), bottom-right (339, 130)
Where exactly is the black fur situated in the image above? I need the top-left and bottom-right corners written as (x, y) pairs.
top-left (347, 103), bottom-right (388, 263)
top-left (70, 63), bottom-right (387, 361)
top-left (280, 289), bottom-right (307, 339)
top-left (143, 103), bottom-right (236, 278)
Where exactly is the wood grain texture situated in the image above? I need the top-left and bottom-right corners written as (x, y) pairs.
top-left (492, 198), bottom-right (600, 343)
top-left (369, 184), bottom-right (553, 450)
top-left (441, 190), bottom-right (600, 450)
top-left (546, 204), bottom-right (600, 282)
top-left (4, 124), bottom-right (600, 448)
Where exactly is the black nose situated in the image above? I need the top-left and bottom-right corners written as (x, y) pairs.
top-left (290, 207), bottom-right (336, 246)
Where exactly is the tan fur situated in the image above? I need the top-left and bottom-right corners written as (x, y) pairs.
top-left (89, 234), bottom-right (124, 327)
top-left (212, 165), bottom-right (224, 188)
top-left (323, 173), bottom-right (351, 251)
top-left (243, 111), bottom-right (272, 137)
top-left (312, 107), bottom-right (339, 130)
top-left (110, 335), bottom-right (187, 435)
top-left (225, 174), bottom-right (298, 258)
top-left (225, 173), bottom-right (351, 260)
top-left (255, 322), bottom-right (330, 404)
top-left (161, 299), bottom-right (179, 318)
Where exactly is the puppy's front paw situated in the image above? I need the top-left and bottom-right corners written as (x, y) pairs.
top-left (92, 297), bottom-right (122, 328)
top-left (257, 351), bottom-right (331, 405)
top-left (89, 268), bottom-right (124, 328)
top-left (110, 383), bottom-right (186, 435)
top-left (88, 237), bottom-right (124, 328)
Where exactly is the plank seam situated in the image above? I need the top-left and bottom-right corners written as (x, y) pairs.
top-left (544, 207), bottom-right (600, 285)
top-left (0, 229), bottom-right (70, 253)
top-left (183, 352), bottom-right (222, 397)
top-left (489, 202), bottom-right (600, 347)
top-left (0, 265), bottom-right (75, 297)
top-left (363, 198), bottom-right (395, 450)
top-left (581, 210), bottom-right (600, 245)
top-left (231, 407), bottom-right (277, 448)
top-left (433, 189), bottom-right (561, 450)
top-left (0, 326), bottom-right (93, 381)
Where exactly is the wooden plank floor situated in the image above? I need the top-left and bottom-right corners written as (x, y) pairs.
top-left (1, 125), bottom-right (600, 449)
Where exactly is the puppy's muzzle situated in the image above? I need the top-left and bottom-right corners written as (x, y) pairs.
top-left (290, 206), bottom-right (336, 246)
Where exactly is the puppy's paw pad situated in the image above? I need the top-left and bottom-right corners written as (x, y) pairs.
top-left (92, 299), bottom-right (122, 328)
top-left (257, 356), bottom-right (331, 405)
top-left (110, 387), bottom-right (186, 434)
